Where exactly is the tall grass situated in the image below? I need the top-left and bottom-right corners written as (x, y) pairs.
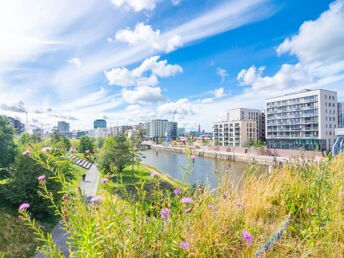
top-left (19, 151), bottom-right (344, 257)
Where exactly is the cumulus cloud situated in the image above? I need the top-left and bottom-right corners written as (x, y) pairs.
top-left (115, 23), bottom-right (183, 53)
top-left (68, 57), bottom-right (82, 68)
top-left (158, 98), bottom-right (194, 115)
top-left (216, 67), bottom-right (228, 83)
top-left (213, 87), bottom-right (225, 98)
top-left (111, 0), bottom-right (159, 12)
top-left (122, 86), bottom-right (162, 104)
top-left (104, 56), bottom-right (182, 87)
top-left (0, 101), bottom-right (26, 113)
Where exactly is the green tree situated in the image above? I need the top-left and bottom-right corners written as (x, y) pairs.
top-left (77, 135), bottom-right (95, 153)
top-left (95, 137), bottom-right (105, 150)
top-left (50, 128), bottom-right (61, 144)
top-left (0, 116), bottom-right (17, 168)
top-left (55, 136), bottom-right (72, 151)
top-left (98, 135), bottom-right (132, 172)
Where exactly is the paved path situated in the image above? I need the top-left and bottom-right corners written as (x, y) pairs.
top-left (34, 164), bottom-right (100, 258)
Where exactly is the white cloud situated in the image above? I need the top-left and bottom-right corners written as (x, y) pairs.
top-left (158, 98), bottom-right (194, 115)
top-left (213, 87), bottom-right (225, 98)
top-left (68, 57), bottom-right (82, 68)
top-left (171, 0), bottom-right (182, 6)
top-left (122, 86), bottom-right (162, 104)
top-left (104, 56), bottom-right (182, 87)
top-left (111, 0), bottom-right (159, 12)
top-left (216, 67), bottom-right (228, 82)
top-left (115, 23), bottom-right (183, 53)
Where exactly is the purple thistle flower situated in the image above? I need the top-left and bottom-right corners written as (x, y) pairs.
top-left (37, 175), bottom-right (46, 183)
top-left (85, 150), bottom-right (91, 154)
top-left (160, 208), bottom-right (169, 219)
top-left (42, 146), bottom-right (52, 152)
top-left (69, 147), bottom-right (75, 153)
top-left (173, 188), bottom-right (182, 195)
top-left (19, 203), bottom-right (30, 211)
top-left (223, 193), bottom-right (228, 199)
top-left (179, 241), bottom-right (190, 250)
top-left (306, 207), bottom-right (312, 213)
top-left (185, 208), bottom-right (192, 214)
top-left (236, 201), bottom-right (243, 208)
top-left (242, 230), bottom-right (253, 244)
top-left (181, 197), bottom-right (193, 204)
top-left (102, 178), bottom-right (108, 184)
top-left (207, 204), bottom-right (214, 209)
top-left (109, 174), bottom-right (114, 179)
top-left (22, 150), bottom-right (30, 155)
top-left (76, 185), bottom-right (81, 191)
top-left (151, 172), bottom-right (158, 177)
top-left (191, 155), bottom-right (196, 161)
top-left (91, 196), bottom-right (102, 204)
top-left (63, 194), bottom-right (69, 201)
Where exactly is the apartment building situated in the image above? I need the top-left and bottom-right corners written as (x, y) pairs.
top-left (338, 102), bottom-right (344, 128)
top-left (266, 89), bottom-right (338, 151)
top-left (213, 120), bottom-right (257, 147)
top-left (147, 119), bottom-right (178, 141)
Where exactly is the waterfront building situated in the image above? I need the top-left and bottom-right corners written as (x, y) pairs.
top-left (213, 120), bottom-right (257, 147)
top-left (146, 119), bottom-right (178, 141)
top-left (7, 117), bottom-right (25, 134)
top-left (94, 119), bottom-right (107, 129)
top-left (266, 89), bottom-right (338, 151)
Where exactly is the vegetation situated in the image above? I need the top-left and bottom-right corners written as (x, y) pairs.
top-left (77, 135), bottom-right (95, 153)
top-left (0, 116), bottom-right (17, 169)
top-left (18, 150), bottom-right (344, 257)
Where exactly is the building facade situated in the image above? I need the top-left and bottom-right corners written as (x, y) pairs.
top-left (213, 120), bottom-right (257, 147)
top-left (146, 119), bottom-right (178, 141)
top-left (338, 102), bottom-right (344, 128)
top-left (8, 117), bottom-right (25, 134)
top-left (266, 89), bottom-right (338, 151)
top-left (57, 121), bottom-right (70, 133)
top-left (94, 119), bottom-right (107, 129)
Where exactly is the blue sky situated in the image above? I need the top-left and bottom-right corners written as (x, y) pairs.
top-left (0, 0), bottom-right (343, 131)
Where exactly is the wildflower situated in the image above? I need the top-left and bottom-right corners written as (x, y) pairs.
top-left (91, 196), bottom-right (102, 204)
top-left (69, 147), bottom-right (75, 153)
top-left (42, 146), bottom-right (52, 152)
top-left (109, 174), bottom-right (114, 179)
top-left (151, 172), bottom-right (158, 177)
top-left (306, 207), bottom-right (312, 213)
top-left (179, 241), bottom-right (190, 250)
top-left (37, 175), bottom-right (46, 183)
top-left (242, 230), bottom-right (253, 244)
top-left (85, 150), bottom-right (91, 154)
top-left (181, 197), bottom-right (193, 204)
top-left (22, 150), bottom-right (30, 155)
top-left (102, 178), bottom-right (108, 184)
top-left (19, 203), bottom-right (30, 211)
top-left (76, 185), bottom-right (81, 191)
top-left (63, 194), bottom-right (69, 201)
top-left (173, 188), bottom-right (182, 195)
top-left (236, 201), bottom-right (243, 208)
top-left (191, 155), bottom-right (196, 160)
top-left (223, 193), bottom-right (228, 199)
top-left (160, 208), bottom-right (169, 219)
top-left (185, 208), bottom-right (192, 214)
top-left (207, 204), bottom-right (214, 209)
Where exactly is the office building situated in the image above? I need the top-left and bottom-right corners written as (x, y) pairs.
top-left (94, 119), bottom-right (107, 129)
top-left (57, 121), bottom-right (70, 133)
top-left (146, 119), bottom-right (178, 141)
top-left (338, 102), bottom-right (344, 128)
top-left (7, 117), bottom-right (25, 134)
top-left (213, 120), bottom-right (257, 147)
top-left (266, 89), bottom-right (337, 151)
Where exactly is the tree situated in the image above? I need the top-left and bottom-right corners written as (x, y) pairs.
top-left (98, 135), bottom-right (132, 172)
top-left (55, 136), bottom-right (72, 151)
top-left (50, 128), bottom-right (62, 144)
top-left (0, 116), bottom-right (17, 168)
top-left (77, 135), bottom-right (95, 153)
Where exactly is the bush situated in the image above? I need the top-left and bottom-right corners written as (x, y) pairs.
top-left (77, 135), bottom-right (95, 153)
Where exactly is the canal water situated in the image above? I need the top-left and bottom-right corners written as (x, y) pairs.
top-left (140, 149), bottom-right (267, 189)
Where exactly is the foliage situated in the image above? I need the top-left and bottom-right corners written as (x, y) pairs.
top-left (18, 153), bottom-right (344, 257)
top-left (0, 115), bottom-right (17, 168)
top-left (95, 137), bottom-right (105, 150)
top-left (54, 136), bottom-right (71, 151)
top-left (77, 135), bottom-right (95, 153)
top-left (98, 135), bottom-right (132, 172)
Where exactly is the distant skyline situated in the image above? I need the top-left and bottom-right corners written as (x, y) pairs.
top-left (0, 0), bottom-right (343, 131)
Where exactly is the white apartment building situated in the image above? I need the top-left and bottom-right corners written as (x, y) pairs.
top-left (146, 119), bottom-right (178, 140)
top-left (266, 89), bottom-right (338, 151)
top-left (213, 120), bottom-right (257, 147)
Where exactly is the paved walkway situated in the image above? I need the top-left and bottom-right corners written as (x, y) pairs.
top-left (34, 164), bottom-right (100, 258)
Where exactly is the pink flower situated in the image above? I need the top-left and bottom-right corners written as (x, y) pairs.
top-left (179, 241), bottom-right (190, 250)
top-left (102, 178), bottom-right (108, 184)
top-left (207, 204), bottom-right (214, 209)
top-left (306, 207), bottom-right (312, 213)
top-left (37, 175), bottom-right (46, 183)
top-left (181, 197), bottom-right (193, 204)
top-left (69, 147), bottom-right (75, 153)
top-left (185, 208), bottom-right (192, 214)
top-left (85, 150), bottom-right (91, 154)
top-left (109, 174), bottom-right (114, 179)
top-left (236, 201), bottom-right (243, 208)
top-left (76, 185), bottom-right (81, 191)
top-left (160, 208), bottom-right (169, 219)
top-left (42, 146), bottom-right (52, 152)
top-left (91, 196), bottom-right (102, 203)
top-left (22, 150), bottom-right (30, 155)
top-left (191, 155), bottom-right (196, 160)
top-left (242, 230), bottom-right (253, 244)
top-left (223, 193), bottom-right (228, 199)
top-left (19, 203), bottom-right (30, 211)
top-left (173, 188), bottom-right (182, 195)
top-left (63, 194), bottom-right (69, 200)
top-left (151, 172), bottom-right (158, 177)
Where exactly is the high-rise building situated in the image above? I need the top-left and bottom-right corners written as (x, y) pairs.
top-left (7, 117), bottom-right (25, 134)
top-left (94, 119), bottom-right (107, 129)
top-left (57, 121), bottom-right (70, 133)
top-left (338, 102), bottom-right (344, 128)
top-left (147, 119), bottom-right (178, 141)
top-left (266, 89), bottom-right (338, 151)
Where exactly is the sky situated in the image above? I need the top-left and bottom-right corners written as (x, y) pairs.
top-left (0, 0), bottom-right (343, 131)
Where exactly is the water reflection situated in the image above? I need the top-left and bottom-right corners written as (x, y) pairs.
top-left (140, 149), bottom-right (267, 189)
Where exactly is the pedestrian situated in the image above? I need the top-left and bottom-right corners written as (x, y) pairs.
top-left (82, 174), bottom-right (86, 182)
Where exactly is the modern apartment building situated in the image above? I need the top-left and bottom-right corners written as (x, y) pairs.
top-left (57, 121), bottom-right (70, 133)
top-left (213, 120), bottom-right (257, 147)
top-left (146, 119), bottom-right (178, 141)
top-left (94, 119), bottom-right (107, 129)
top-left (7, 117), bottom-right (25, 134)
top-left (266, 89), bottom-right (338, 151)
top-left (338, 102), bottom-right (344, 128)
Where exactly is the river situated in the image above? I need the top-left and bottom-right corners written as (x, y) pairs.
top-left (140, 149), bottom-right (268, 189)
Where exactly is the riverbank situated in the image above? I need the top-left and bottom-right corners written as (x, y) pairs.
top-left (150, 145), bottom-right (319, 166)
